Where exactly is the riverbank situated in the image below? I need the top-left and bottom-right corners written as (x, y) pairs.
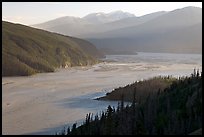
top-left (2, 53), bottom-right (201, 135)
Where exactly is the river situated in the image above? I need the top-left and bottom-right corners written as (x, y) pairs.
top-left (2, 52), bottom-right (202, 135)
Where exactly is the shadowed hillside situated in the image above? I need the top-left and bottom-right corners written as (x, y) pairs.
top-left (2, 21), bottom-right (103, 76)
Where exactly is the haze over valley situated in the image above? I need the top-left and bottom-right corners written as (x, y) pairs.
top-left (33, 6), bottom-right (202, 54)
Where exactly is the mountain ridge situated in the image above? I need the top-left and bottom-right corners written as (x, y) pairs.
top-left (31, 7), bottom-right (202, 54)
top-left (86, 6), bottom-right (202, 54)
top-left (32, 10), bottom-right (166, 38)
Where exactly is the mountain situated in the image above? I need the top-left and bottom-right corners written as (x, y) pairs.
top-left (86, 6), bottom-right (202, 54)
top-left (32, 11), bottom-right (165, 38)
top-left (2, 21), bottom-right (103, 76)
top-left (32, 16), bottom-right (93, 37)
top-left (87, 22), bottom-right (202, 54)
top-left (32, 11), bottom-right (136, 37)
top-left (83, 10), bottom-right (135, 24)
top-left (32, 7), bottom-right (202, 54)
top-left (78, 11), bottom-right (167, 38)
top-left (90, 6), bottom-right (201, 38)
top-left (32, 16), bottom-right (90, 29)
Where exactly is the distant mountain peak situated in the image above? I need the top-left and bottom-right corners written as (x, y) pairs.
top-left (107, 10), bottom-right (135, 18)
top-left (108, 10), bottom-right (135, 15)
top-left (170, 6), bottom-right (202, 13)
top-left (109, 10), bottom-right (124, 13)
top-left (180, 6), bottom-right (201, 9)
top-left (83, 10), bottom-right (135, 24)
top-left (96, 13), bottom-right (103, 16)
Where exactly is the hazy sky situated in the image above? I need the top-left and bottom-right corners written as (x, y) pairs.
top-left (2, 2), bottom-right (202, 25)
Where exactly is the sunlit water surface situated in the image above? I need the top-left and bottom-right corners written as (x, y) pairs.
top-left (2, 52), bottom-right (202, 135)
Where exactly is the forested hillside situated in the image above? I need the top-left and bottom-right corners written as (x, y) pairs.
top-left (60, 71), bottom-right (202, 135)
top-left (2, 21), bottom-right (103, 76)
top-left (98, 76), bottom-right (177, 102)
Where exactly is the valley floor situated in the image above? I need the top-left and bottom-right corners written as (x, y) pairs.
top-left (2, 52), bottom-right (202, 135)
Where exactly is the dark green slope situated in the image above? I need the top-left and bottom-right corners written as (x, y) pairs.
top-left (98, 76), bottom-right (177, 102)
top-left (2, 21), bottom-right (103, 76)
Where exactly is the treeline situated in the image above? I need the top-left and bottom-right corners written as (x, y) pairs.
top-left (99, 75), bottom-right (177, 102)
top-left (58, 71), bottom-right (202, 135)
top-left (2, 21), bottom-right (102, 76)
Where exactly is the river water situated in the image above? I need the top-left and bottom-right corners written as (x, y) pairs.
top-left (2, 52), bottom-right (202, 135)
